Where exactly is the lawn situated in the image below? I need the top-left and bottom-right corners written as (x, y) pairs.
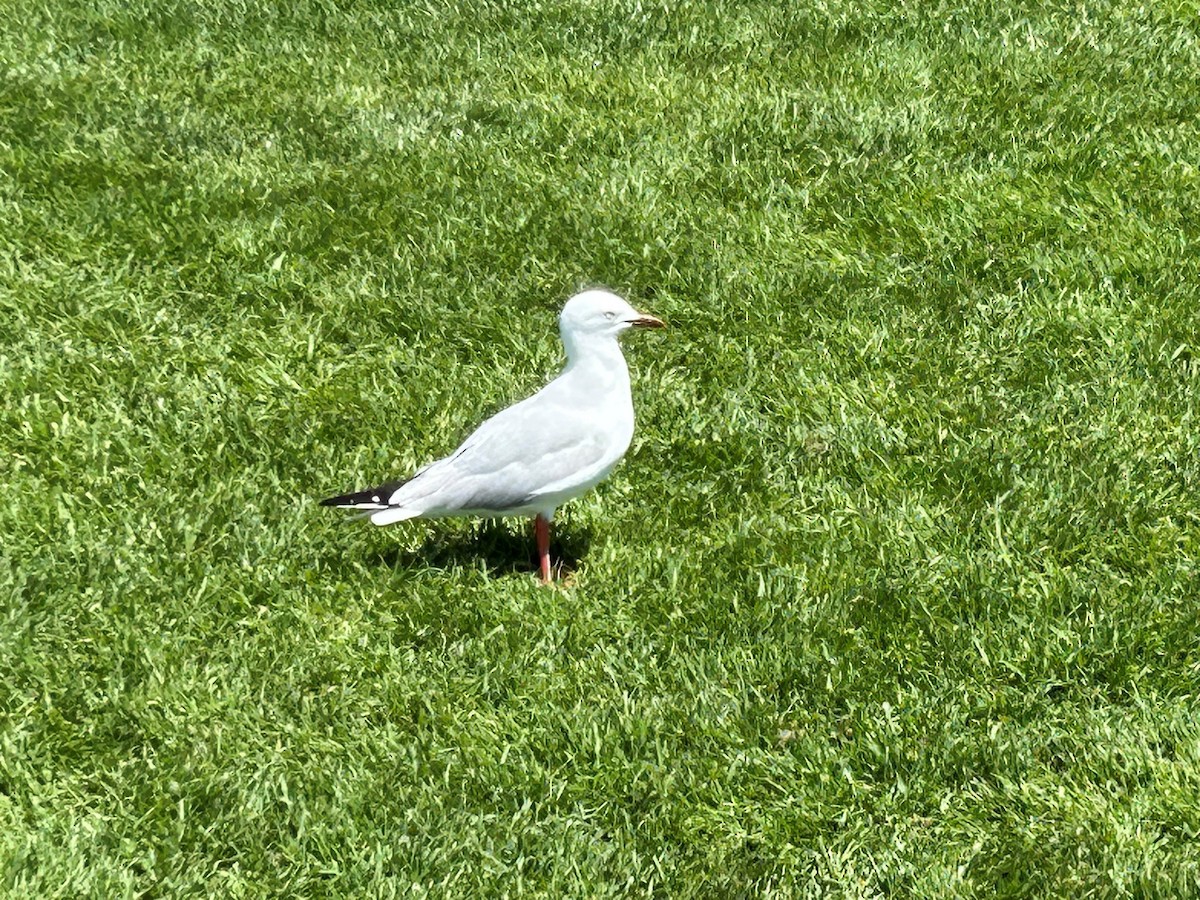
top-left (2, 0), bottom-right (1200, 895)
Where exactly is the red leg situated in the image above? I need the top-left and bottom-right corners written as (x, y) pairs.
top-left (535, 514), bottom-right (552, 583)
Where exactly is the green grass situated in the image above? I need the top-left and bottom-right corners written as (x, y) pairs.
top-left (3, 0), bottom-right (1200, 895)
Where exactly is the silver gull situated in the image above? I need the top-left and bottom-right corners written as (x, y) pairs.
top-left (321, 289), bottom-right (664, 581)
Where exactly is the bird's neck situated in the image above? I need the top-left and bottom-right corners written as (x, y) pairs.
top-left (561, 335), bottom-right (630, 387)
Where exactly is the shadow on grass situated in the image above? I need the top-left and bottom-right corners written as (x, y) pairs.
top-left (366, 518), bottom-right (594, 580)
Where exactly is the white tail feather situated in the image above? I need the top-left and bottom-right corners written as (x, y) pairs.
top-left (370, 507), bottom-right (421, 526)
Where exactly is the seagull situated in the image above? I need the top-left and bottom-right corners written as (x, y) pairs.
top-left (321, 289), bottom-right (664, 582)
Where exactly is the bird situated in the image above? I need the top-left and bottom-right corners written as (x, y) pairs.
top-left (321, 289), bottom-right (664, 582)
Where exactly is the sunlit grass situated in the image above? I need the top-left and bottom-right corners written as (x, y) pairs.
top-left (2, 0), bottom-right (1199, 895)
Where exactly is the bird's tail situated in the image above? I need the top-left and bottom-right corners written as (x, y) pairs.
top-left (320, 480), bottom-right (419, 526)
top-left (367, 506), bottom-right (419, 526)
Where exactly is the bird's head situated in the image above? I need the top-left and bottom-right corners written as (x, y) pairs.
top-left (559, 289), bottom-right (665, 341)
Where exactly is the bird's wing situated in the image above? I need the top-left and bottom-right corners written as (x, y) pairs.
top-left (387, 387), bottom-right (616, 514)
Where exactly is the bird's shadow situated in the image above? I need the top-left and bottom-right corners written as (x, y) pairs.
top-left (366, 518), bottom-right (594, 580)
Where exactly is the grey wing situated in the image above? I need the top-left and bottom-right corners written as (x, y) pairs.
top-left (387, 396), bottom-right (609, 514)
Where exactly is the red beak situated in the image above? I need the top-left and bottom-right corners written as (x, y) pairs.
top-left (628, 313), bottom-right (665, 329)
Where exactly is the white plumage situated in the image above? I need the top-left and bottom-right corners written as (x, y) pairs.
top-left (321, 289), bottom-right (664, 580)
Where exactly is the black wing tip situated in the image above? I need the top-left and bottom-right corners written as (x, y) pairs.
top-left (320, 479), bottom-right (411, 509)
top-left (320, 489), bottom-right (382, 508)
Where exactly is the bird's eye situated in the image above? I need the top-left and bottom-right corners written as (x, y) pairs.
top-left (604, 311), bottom-right (617, 321)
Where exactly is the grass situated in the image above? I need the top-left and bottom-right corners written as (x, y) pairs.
top-left (2, 0), bottom-right (1200, 895)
